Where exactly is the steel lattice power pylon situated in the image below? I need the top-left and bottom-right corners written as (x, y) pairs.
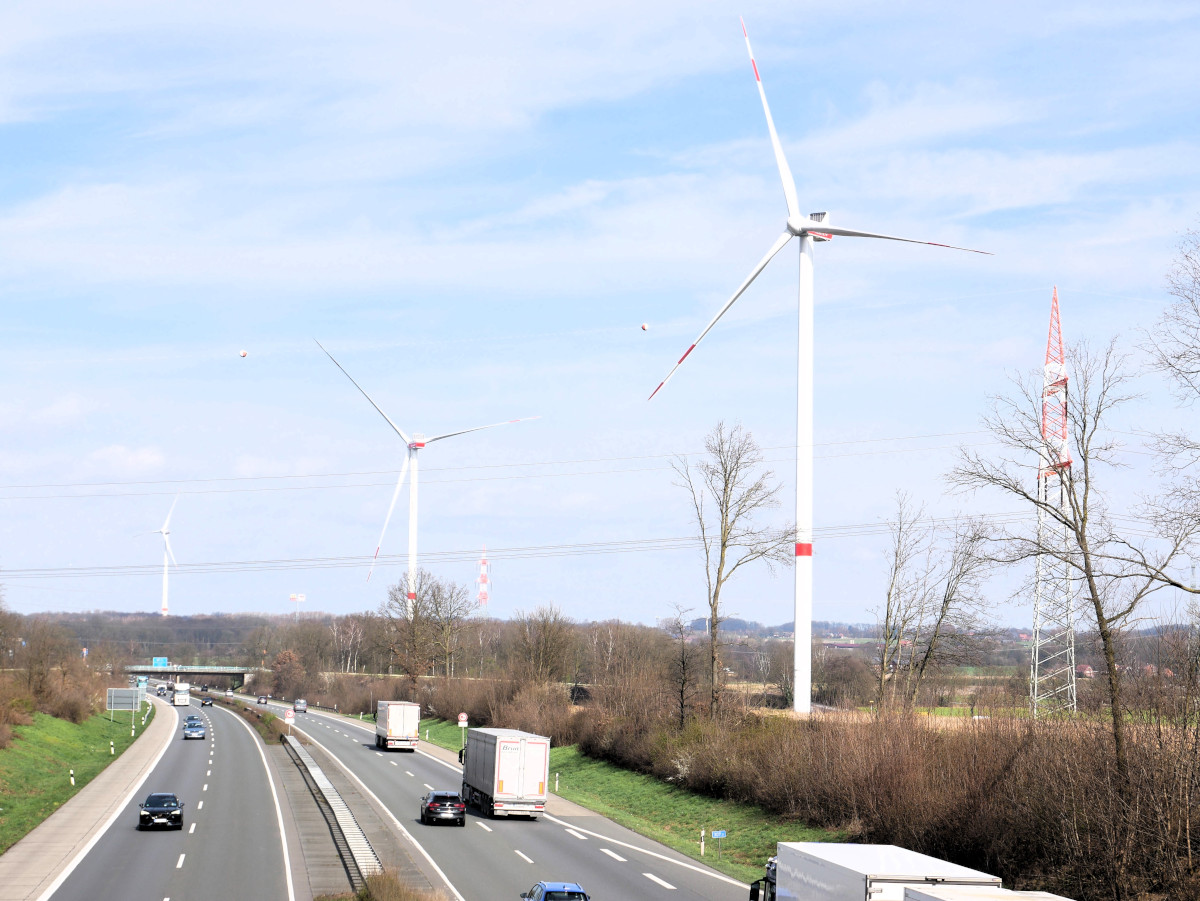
top-left (1030, 287), bottom-right (1077, 717)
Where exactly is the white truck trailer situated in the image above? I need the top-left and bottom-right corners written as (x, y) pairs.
top-left (172, 682), bottom-right (191, 707)
top-left (374, 700), bottom-right (420, 750)
top-left (749, 843), bottom-right (1002, 901)
top-left (457, 727), bottom-right (549, 819)
top-left (905, 887), bottom-right (1074, 901)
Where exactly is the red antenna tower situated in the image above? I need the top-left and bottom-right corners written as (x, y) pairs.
top-left (1041, 287), bottom-right (1071, 472)
top-left (1031, 286), bottom-right (1077, 718)
top-left (476, 546), bottom-right (491, 611)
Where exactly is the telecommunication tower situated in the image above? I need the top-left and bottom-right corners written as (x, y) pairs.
top-left (1030, 288), bottom-right (1077, 717)
top-left (476, 546), bottom-right (491, 614)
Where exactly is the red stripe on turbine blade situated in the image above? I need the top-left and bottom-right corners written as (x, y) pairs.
top-left (751, 60), bottom-right (760, 82)
top-left (648, 381), bottom-right (665, 401)
top-left (795, 543), bottom-right (813, 557)
top-left (740, 17), bottom-right (747, 36)
top-left (677, 344), bottom-right (697, 364)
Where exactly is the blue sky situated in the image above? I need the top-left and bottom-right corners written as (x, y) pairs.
top-left (1, 2), bottom-right (1198, 627)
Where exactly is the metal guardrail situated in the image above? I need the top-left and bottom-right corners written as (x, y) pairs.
top-left (283, 735), bottom-right (383, 891)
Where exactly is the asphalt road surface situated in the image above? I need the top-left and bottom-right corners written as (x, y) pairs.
top-left (253, 695), bottom-right (747, 901)
top-left (50, 697), bottom-right (291, 901)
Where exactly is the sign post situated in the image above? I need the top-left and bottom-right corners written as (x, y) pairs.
top-left (284, 707), bottom-right (295, 736)
top-left (457, 712), bottom-right (468, 748)
top-left (712, 829), bottom-right (726, 860)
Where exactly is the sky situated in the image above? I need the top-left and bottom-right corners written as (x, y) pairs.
top-left (1, 1), bottom-right (1198, 628)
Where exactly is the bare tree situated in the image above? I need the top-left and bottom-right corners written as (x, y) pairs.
top-left (511, 605), bottom-right (573, 685)
top-left (875, 492), bottom-right (933, 707)
top-left (1148, 228), bottom-right (1200, 414)
top-left (380, 569), bottom-right (439, 686)
top-left (428, 578), bottom-right (475, 677)
top-left (674, 422), bottom-right (792, 714)
top-left (662, 607), bottom-right (701, 729)
top-left (954, 339), bottom-right (1200, 785)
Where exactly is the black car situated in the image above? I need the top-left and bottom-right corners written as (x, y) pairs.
top-left (200, 697), bottom-right (213, 706)
top-left (138, 792), bottom-right (184, 830)
top-left (420, 791), bottom-right (466, 826)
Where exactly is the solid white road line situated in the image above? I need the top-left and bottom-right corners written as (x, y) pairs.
top-left (176, 854), bottom-right (185, 869)
top-left (515, 850), bottom-right (534, 864)
top-left (285, 722), bottom-right (466, 901)
top-left (476, 822), bottom-right (493, 833)
top-left (543, 814), bottom-right (745, 888)
top-left (189, 823), bottom-right (196, 834)
top-left (643, 873), bottom-right (676, 890)
top-left (34, 698), bottom-right (178, 901)
top-left (219, 702), bottom-right (297, 901)
top-left (601, 848), bottom-right (627, 862)
top-left (566, 828), bottom-right (587, 840)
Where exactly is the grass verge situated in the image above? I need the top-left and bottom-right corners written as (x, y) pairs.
top-left (0, 701), bottom-right (154, 853)
top-left (418, 719), bottom-right (838, 884)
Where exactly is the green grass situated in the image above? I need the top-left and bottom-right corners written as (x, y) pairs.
top-left (0, 702), bottom-right (154, 853)
top-left (418, 719), bottom-right (839, 884)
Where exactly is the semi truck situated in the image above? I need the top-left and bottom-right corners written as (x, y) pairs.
top-left (457, 727), bottom-right (549, 819)
top-left (374, 700), bottom-right (420, 750)
top-left (904, 888), bottom-right (1073, 901)
top-left (749, 843), bottom-right (1003, 901)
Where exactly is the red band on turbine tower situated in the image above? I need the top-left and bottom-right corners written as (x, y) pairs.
top-left (795, 543), bottom-right (812, 557)
top-left (407, 592), bottom-right (416, 600)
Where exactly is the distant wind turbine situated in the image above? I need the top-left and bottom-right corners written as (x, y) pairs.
top-left (649, 20), bottom-right (990, 714)
top-left (316, 340), bottom-right (537, 616)
top-left (151, 497), bottom-right (179, 617)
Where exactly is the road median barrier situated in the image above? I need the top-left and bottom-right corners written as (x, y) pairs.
top-left (283, 734), bottom-right (383, 893)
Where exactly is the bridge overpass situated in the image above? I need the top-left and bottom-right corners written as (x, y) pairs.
top-left (123, 664), bottom-right (267, 687)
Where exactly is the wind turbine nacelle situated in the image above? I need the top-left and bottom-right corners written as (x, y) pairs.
top-left (787, 212), bottom-right (833, 241)
top-left (409, 433), bottom-right (426, 449)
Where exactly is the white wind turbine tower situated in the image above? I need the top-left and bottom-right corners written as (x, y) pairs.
top-left (152, 497), bottom-right (179, 617)
top-left (317, 341), bottom-right (536, 617)
top-left (649, 20), bottom-right (989, 714)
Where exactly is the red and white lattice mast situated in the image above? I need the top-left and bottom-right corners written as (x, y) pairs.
top-left (476, 546), bottom-right (491, 614)
top-left (1030, 287), bottom-right (1077, 717)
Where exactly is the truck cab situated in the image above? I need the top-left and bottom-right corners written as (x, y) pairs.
top-left (748, 856), bottom-right (776, 901)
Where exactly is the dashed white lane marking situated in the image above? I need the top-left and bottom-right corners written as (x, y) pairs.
top-left (208, 758), bottom-right (212, 764)
top-left (390, 761), bottom-right (398, 766)
top-left (601, 848), bottom-right (626, 862)
top-left (206, 770), bottom-right (211, 776)
top-left (176, 854), bottom-right (186, 869)
top-left (476, 822), bottom-right (493, 832)
top-left (566, 828), bottom-right (587, 840)
top-left (189, 823), bottom-right (196, 834)
top-left (376, 752), bottom-right (383, 757)
top-left (202, 784), bottom-right (208, 791)
top-left (424, 783), bottom-right (435, 791)
top-left (515, 850), bottom-right (534, 864)
top-left (405, 771), bottom-right (414, 777)
top-left (643, 874), bottom-right (676, 890)
top-left (197, 801), bottom-right (203, 810)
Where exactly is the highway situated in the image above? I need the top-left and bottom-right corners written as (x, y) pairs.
top-left (49, 696), bottom-right (292, 901)
top-left (250, 694), bottom-right (747, 901)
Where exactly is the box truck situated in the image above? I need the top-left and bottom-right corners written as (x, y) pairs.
top-left (905, 887), bottom-right (1074, 901)
top-left (749, 843), bottom-right (1002, 901)
top-left (374, 700), bottom-right (420, 750)
top-left (457, 727), bottom-right (549, 819)
top-left (172, 682), bottom-right (191, 707)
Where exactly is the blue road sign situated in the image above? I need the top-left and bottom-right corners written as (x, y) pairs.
top-left (711, 830), bottom-right (726, 838)
top-left (152, 657), bottom-right (168, 667)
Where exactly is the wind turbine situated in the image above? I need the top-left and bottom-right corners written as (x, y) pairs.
top-left (649, 21), bottom-right (989, 714)
top-left (152, 497), bottom-right (178, 617)
top-left (316, 340), bottom-right (536, 616)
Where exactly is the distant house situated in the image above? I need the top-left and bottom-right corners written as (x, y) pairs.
top-left (1075, 664), bottom-right (1095, 679)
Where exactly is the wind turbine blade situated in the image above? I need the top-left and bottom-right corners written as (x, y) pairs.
top-left (817, 223), bottom-right (992, 255)
top-left (649, 231), bottom-right (793, 400)
top-left (741, 19), bottom-right (799, 221)
top-left (314, 339), bottom-right (412, 444)
top-left (425, 416), bottom-right (541, 444)
top-left (367, 453), bottom-right (410, 583)
top-left (163, 534), bottom-right (178, 568)
top-left (162, 495), bottom-right (178, 531)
